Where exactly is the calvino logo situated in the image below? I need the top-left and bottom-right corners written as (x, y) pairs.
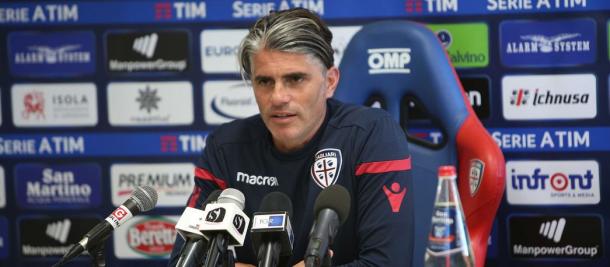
top-left (428, 23), bottom-right (489, 68)
top-left (509, 215), bottom-right (602, 259)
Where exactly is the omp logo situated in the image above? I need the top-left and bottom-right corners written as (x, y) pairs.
top-left (45, 219), bottom-right (71, 243)
top-left (506, 161), bottom-right (599, 205)
top-left (502, 74), bottom-right (596, 120)
top-left (540, 218), bottom-right (566, 243)
top-left (132, 33), bottom-right (158, 58)
top-left (236, 171), bottom-right (279, 187)
top-left (367, 48), bottom-right (411, 74)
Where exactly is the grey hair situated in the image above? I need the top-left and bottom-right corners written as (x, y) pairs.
top-left (237, 8), bottom-right (334, 80)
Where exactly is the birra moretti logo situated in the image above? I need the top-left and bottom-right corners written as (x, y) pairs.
top-left (367, 48), bottom-right (411, 74)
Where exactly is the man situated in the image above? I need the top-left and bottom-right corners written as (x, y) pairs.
top-left (169, 8), bottom-right (413, 266)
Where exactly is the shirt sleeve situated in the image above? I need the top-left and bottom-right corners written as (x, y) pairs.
top-left (167, 131), bottom-right (229, 266)
top-left (336, 115), bottom-right (414, 267)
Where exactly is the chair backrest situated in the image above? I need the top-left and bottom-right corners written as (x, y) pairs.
top-left (334, 20), bottom-right (505, 267)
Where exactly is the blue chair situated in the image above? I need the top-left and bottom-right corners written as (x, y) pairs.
top-left (334, 20), bottom-right (505, 267)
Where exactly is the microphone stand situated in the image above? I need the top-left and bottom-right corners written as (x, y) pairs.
top-left (203, 233), bottom-right (229, 267)
top-left (88, 242), bottom-right (106, 267)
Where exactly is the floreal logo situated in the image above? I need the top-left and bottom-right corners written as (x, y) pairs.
top-left (501, 19), bottom-right (596, 67)
top-left (367, 48), bottom-right (411, 74)
top-left (15, 163), bottom-right (101, 209)
top-left (506, 161), bottom-right (599, 205)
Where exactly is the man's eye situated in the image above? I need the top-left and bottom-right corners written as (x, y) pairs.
top-left (287, 75), bottom-right (304, 84)
top-left (257, 79), bottom-right (273, 87)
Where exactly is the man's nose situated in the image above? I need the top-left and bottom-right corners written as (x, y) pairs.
top-left (270, 83), bottom-right (291, 105)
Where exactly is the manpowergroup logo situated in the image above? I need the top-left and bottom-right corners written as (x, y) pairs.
top-left (506, 160), bottom-right (599, 205)
top-left (427, 23), bottom-right (489, 68)
top-left (8, 31), bottom-right (95, 77)
top-left (500, 18), bottom-right (596, 67)
top-left (203, 81), bottom-right (258, 125)
top-left (107, 81), bottom-right (194, 126)
top-left (19, 216), bottom-right (99, 257)
top-left (113, 216), bottom-right (178, 259)
top-left (11, 83), bottom-right (98, 127)
top-left (502, 74), bottom-right (596, 120)
top-left (509, 215), bottom-right (602, 259)
top-left (106, 30), bottom-right (189, 73)
top-left (110, 163), bottom-right (194, 207)
top-left (14, 163), bottom-right (102, 209)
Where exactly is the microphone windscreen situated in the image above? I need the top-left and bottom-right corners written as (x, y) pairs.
top-left (258, 192), bottom-right (293, 218)
top-left (218, 188), bottom-right (246, 210)
top-left (131, 185), bottom-right (158, 212)
top-left (314, 185), bottom-right (351, 225)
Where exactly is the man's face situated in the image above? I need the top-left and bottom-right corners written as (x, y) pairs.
top-left (250, 49), bottom-right (339, 153)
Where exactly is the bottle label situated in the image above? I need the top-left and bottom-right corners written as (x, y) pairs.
top-left (426, 204), bottom-right (462, 254)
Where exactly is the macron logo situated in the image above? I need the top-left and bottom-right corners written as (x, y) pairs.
top-left (367, 48), bottom-right (411, 74)
top-left (539, 218), bottom-right (566, 243)
top-left (46, 219), bottom-right (71, 244)
top-left (236, 171), bottom-right (279, 187)
top-left (133, 33), bottom-right (159, 58)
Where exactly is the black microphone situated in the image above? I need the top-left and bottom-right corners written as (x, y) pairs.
top-left (305, 185), bottom-right (351, 267)
top-left (201, 188), bottom-right (250, 267)
top-left (53, 185), bottom-right (158, 267)
top-left (251, 192), bottom-right (294, 267)
top-left (175, 190), bottom-right (222, 267)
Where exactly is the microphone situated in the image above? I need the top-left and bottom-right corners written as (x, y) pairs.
top-left (251, 192), bottom-right (295, 267)
top-left (200, 188), bottom-right (250, 267)
top-left (305, 185), bottom-right (351, 267)
top-left (175, 190), bottom-right (222, 267)
top-left (54, 185), bottom-right (158, 267)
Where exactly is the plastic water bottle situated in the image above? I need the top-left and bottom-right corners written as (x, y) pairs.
top-left (424, 165), bottom-right (475, 267)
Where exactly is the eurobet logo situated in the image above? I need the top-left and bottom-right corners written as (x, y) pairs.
top-left (203, 80), bottom-right (258, 125)
top-left (200, 29), bottom-right (247, 73)
top-left (502, 74), bottom-right (596, 120)
top-left (367, 48), bottom-right (411, 74)
top-left (405, 0), bottom-right (458, 13)
top-left (509, 215), bottom-right (602, 259)
top-left (500, 18), bottom-right (596, 67)
top-left (154, 1), bottom-right (206, 20)
top-left (506, 160), bottom-right (599, 205)
top-left (427, 23), bottom-right (489, 68)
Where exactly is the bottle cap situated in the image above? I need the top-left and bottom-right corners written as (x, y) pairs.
top-left (438, 165), bottom-right (456, 177)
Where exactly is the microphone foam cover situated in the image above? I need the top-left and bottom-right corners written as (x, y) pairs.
top-left (259, 192), bottom-right (293, 219)
top-left (132, 185), bottom-right (158, 212)
top-left (218, 188), bottom-right (246, 210)
top-left (314, 185), bottom-right (351, 225)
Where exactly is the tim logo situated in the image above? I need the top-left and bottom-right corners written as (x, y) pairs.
top-left (233, 214), bottom-right (246, 234)
top-left (310, 148), bottom-right (343, 189)
top-left (155, 2), bottom-right (172, 19)
top-left (45, 219), bottom-right (71, 244)
top-left (206, 207), bottom-right (226, 223)
top-left (540, 218), bottom-right (566, 243)
top-left (132, 33), bottom-right (158, 58)
top-left (500, 19), bottom-right (596, 67)
top-left (154, 1), bottom-right (206, 20)
top-left (405, 0), bottom-right (458, 13)
top-left (22, 91), bottom-right (45, 120)
top-left (160, 135), bottom-right (178, 152)
top-left (113, 206), bottom-right (129, 220)
top-left (383, 182), bottom-right (406, 213)
top-left (367, 48), bottom-right (411, 74)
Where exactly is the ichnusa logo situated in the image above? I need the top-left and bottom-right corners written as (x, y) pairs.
top-left (500, 18), bottom-right (596, 67)
top-left (506, 160), bottom-right (600, 205)
top-left (509, 215), bottom-right (602, 259)
top-left (427, 23), bottom-right (489, 68)
top-left (502, 74), bottom-right (596, 120)
top-left (367, 48), bottom-right (411, 74)
top-left (8, 31), bottom-right (95, 77)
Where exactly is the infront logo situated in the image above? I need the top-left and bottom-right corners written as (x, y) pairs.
top-left (540, 218), bottom-right (566, 243)
top-left (367, 48), bottom-right (411, 74)
top-left (45, 219), bottom-right (71, 244)
top-left (132, 33), bottom-right (158, 58)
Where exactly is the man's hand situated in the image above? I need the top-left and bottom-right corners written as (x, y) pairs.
top-left (235, 263), bottom-right (255, 267)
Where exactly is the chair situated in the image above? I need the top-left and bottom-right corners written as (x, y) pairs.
top-left (334, 20), bottom-right (505, 267)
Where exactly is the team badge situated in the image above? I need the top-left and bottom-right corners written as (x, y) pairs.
top-left (469, 159), bottom-right (485, 196)
top-left (310, 148), bottom-right (342, 189)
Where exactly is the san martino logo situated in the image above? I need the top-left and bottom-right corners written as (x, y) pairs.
top-left (127, 218), bottom-right (176, 257)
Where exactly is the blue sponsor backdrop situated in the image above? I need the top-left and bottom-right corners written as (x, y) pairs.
top-left (1, 0), bottom-right (610, 267)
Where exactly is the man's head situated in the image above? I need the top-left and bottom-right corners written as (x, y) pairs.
top-left (238, 8), bottom-right (340, 153)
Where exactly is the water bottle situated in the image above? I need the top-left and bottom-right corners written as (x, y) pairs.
top-left (424, 165), bottom-right (475, 267)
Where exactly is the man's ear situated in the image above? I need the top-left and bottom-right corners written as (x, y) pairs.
top-left (325, 66), bottom-right (340, 98)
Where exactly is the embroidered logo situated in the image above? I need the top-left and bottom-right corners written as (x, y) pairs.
top-left (310, 148), bottom-right (342, 189)
top-left (469, 159), bottom-right (485, 196)
top-left (383, 182), bottom-right (407, 213)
